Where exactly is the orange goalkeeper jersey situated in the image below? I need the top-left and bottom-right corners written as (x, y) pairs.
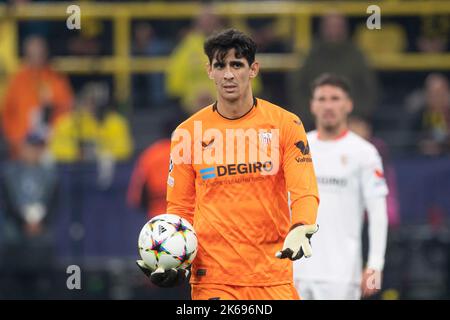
top-left (167, 98), bottom-right (319, 286)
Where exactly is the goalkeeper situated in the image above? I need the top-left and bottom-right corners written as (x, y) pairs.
top-left (137, 28), bottom-right (319, 300)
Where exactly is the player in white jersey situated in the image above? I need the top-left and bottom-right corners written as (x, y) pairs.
top-left (293, 73), bottom-right (388, 300)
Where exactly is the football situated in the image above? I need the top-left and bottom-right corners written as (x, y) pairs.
top-left (138, 213), bottom-right (198, 270)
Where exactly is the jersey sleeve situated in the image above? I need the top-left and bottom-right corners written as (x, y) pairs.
top-left (360, 145), bottom-right (389, 201)
top-left (166, 128), bottom-right (196, 225)
top-left (282, 115), bottom-right (319, 226)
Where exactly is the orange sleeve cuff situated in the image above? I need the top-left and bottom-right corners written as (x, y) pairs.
top-left (291, 195), bottom-right (319, 226)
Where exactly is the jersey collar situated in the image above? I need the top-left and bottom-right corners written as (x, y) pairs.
top-left (212, 96), bottom-right (257, 120)
top-left (317, 129), bottom-right (349, 141)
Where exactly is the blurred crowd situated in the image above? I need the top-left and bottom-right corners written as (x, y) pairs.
top-left (0, 0), bottom-right (449, 299)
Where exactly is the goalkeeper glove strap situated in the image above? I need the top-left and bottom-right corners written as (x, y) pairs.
top-left (136, 260), bottom-right (189, 288)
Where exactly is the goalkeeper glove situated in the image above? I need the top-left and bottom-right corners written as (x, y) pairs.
top-left (275, 223), bottom-right (319, 261)
top-left (136, 260), bottom-right (189, 288)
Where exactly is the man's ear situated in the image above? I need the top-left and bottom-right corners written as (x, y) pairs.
top-left (206, 63), bottom-right (214, 80)
top-left (310, 98), bottom-right (316, 116)
top-left (249, 61), bottom-right (259, 79)
top-left (346, 98), bottom-right (354, 114)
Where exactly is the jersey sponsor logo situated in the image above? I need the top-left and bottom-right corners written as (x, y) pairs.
top-left (295, 156), bottom-right (312, 163)
top-left (317, 176), bottom-right (348, 187)
top-left (295, 140), bottom-right (310, 155)
top-left (217, 161), bottom-right (273, 176)
top-left (199, 161), bottom-right (273, 180)
top-left (203, 175), bottom-right (271, 187)
top-left (171, 122), bottom-right (280, 175)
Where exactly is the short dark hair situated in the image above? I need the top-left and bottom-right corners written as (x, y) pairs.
top-left (204, 28), bottom-right (257, 66)
top-left (311, 73), bottom-right (352, 98)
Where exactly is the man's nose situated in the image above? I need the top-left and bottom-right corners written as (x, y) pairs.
top-left (223, 67), bottom-right (234, 80)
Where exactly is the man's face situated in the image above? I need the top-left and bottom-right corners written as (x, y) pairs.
top-left (311, 85), bottom-right (353, 130)
top-left (425, 77), bottom-right (450, 111)
top-left (207, 48), bottom-right (259, 102)
top-left (20, 143), bottom-right (45, 165)
top-left (25, 37), bottom-right (48, 67)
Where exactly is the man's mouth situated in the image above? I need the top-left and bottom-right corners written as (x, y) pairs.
top-left (223, 84), bottom-right (237, 89)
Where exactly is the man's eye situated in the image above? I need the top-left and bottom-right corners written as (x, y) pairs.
top-left (214, 63), bottom-right (224, 69)
top-left (231, 62), bottom-right (243, 68)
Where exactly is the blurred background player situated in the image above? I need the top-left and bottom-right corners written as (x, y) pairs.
top-left (348, 115), bottom-right (400, 228)
top-left (290, 12), bottom-right (378, 131)
top-left (294, 73), bottom-right (389, 300)
top-left (405, 73), bottom-right (450, 156)
top-left (49, 81), bottom-right (133, 189)
top-left (1, 35), bottom-right (73, 159)
top-left (127, 118), bottom-right (179, 219)
top-left (127, 87), bottom-right (214, 219)
top-left (137, 29), bottom-right (319, 299)
top-left (0, 131), bottom-right (58, 298)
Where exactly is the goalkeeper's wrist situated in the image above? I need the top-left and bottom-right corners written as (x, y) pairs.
top-left (289, 222), bottom-right (305, 231)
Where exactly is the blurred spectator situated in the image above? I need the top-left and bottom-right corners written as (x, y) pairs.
top-left (250, 17), bottom-right (291, 53)
top-left (0, 131), bottom-right (58, 298)
top-left (165, 5), bottom-right (224, 115)
top-left (127, 137), bottom-right (170, 218)
top-left (67, 34), bottom-right (102, 57)
top-left (416, 15), bottom-right (449, 53)
top-left (66, 0), bottom-right (104, 56)
top-left (291, 12), bottom-right (378, 131)
top-left (348, 115), bottom-right (400, 228)
top-left (0, 15), bottom-right (18, 111)
top-left (1, 35), bottom-right (73, 159)
top-left (166, 8), bottom-right (262, 115)
top-left (131, 22), bottom-right (171, 108)
top-left (49, 82), bottom-right (133, 188)
top-left (407, 73), bottom-right (450, 156)
top-left (0, 16), bottom-right (18, 160)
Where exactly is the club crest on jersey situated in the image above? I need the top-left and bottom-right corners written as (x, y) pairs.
top-left (259, 132), bottom-right (272, 146)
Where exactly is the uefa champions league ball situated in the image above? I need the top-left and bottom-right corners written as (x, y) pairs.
top-left (138, 213), bottom-right (198, 270)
